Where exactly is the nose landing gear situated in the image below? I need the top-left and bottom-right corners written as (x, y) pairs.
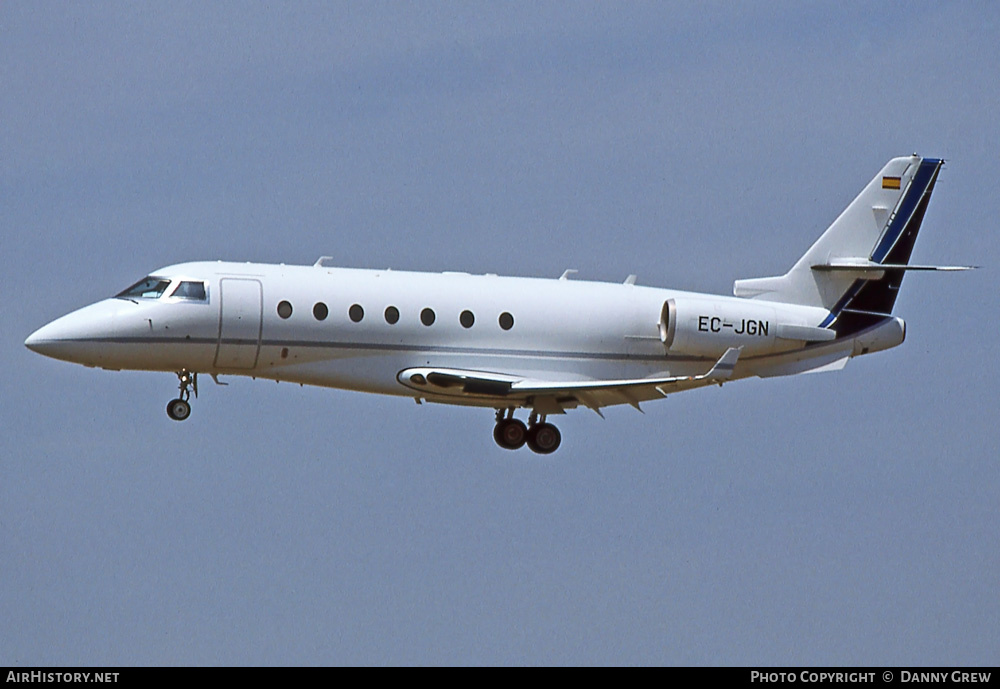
top-left (493, 408), bottom-right (562, 454)
top-left (166, 370), bottom-right (197, 421)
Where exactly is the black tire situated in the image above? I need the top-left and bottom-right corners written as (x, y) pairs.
top-left (166, 398), bottom-right (191, 421)
top-left (526, 423), bottom-right (561, 454)
top-left (493, 419), bottom-right (527, 450)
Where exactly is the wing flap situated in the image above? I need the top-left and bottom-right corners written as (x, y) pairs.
top-left (397, 348), bottom-right (742, 411)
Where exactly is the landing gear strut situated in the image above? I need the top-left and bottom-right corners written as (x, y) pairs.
top-left (166, 370), bottom-right (197, 421)
top-left (493, 408), bottom-right (562, 454)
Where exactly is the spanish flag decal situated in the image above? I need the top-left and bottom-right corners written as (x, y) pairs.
top-left (882, 176), bottom-right (901, 189)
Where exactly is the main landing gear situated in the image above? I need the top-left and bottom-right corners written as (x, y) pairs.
top-left (166, 370), bottom-right (197, 421)
top-left (493, 409), bottom-right (562, 454)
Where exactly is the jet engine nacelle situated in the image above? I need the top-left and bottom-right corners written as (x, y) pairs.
top-left (659, 298), bottom-right (835, 357)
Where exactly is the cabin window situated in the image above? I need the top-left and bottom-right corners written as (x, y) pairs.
top-left (499, 312), bottom-right (514, 330)
top-left (421, 308), bottom-right (436, 326)
top-left (277, 301), bottom-right (293, 319)
top-left (460, 310), bottom-right (475, 328)
top-left (171, 281), bottom-right (207, 301)
top-left (349, 304), bottom-right (364, 322)
top-left (384, 306), bottom-right (399, 324)
top-left (313, 302), bottom-right (328, 321)
top-left (116, 277), bottom-right (171, 300)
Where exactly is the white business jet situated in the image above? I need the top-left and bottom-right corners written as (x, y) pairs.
top-left (25, 155), bottom-right (971, 453)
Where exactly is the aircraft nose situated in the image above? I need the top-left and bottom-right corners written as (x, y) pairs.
top-left (24, 301), bottom-right (120, 364)
top-left (25, 318), bottom-right (84, 358)
top-left (24, 325), bottom-right (54, 355)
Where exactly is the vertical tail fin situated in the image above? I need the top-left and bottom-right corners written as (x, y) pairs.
top-left (733, 155), bottom-right (944, 335)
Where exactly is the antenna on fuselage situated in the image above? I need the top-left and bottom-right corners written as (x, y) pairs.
top-left (314, 256), bottom-right (333, 267)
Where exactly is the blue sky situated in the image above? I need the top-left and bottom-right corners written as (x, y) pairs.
top-left (2, 2), bottom-right (997, 665)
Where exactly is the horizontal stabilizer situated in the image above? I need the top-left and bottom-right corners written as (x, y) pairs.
top-left (812, 260), bottom-right (976, 272)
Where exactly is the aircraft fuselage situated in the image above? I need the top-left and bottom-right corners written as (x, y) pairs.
top-left (27, 155), bottom-right (959, 453)
top-left (26, 260), bottom-right (876, 400)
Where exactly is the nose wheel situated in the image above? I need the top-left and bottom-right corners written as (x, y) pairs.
top-left (167, 398), bottom-right (191, 421)
top-left (493, 409), bottom-right (562, 453)
top-left (166, 370), bottom-right (197, 421)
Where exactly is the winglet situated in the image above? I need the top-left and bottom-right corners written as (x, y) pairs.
top-left (704, 347), bottom-right (741, 381)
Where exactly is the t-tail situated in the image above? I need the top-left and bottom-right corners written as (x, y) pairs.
top-left (733, 155), bottom-right (973, 337)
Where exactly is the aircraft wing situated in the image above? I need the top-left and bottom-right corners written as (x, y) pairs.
top-left (397, 347), bottom-right (741, 414)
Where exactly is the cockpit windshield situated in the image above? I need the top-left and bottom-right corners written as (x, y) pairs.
top-left (116, 277), bottom-right (171, 299)
top-left (170, 281), bottom-right (207, 301)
